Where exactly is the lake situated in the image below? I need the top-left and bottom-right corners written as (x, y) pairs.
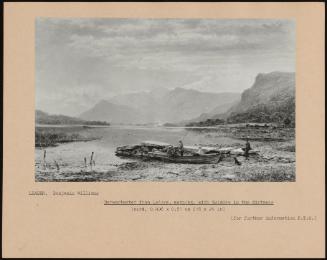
top-left (35, 125), bottom-right (241, 181)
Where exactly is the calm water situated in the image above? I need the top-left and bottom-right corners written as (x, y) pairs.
top-left (35, 126), bottom-right (239, 181)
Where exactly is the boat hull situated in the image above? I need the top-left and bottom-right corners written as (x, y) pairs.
top-left (116, 152), bottom-right (220, 164)
top-left (115, 141), bottom-right (257, 164)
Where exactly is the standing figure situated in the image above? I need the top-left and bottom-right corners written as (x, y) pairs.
top-left (244, 138), bottom-right (251, 160)
top-left (90, 152), bottom-right (95, 166)
top-left (84, 157), bottom-right (87, 168)
top-left (43, 150), bottom-right (47, 169)
top-left (54, 160), bottom-right (60, 171)
top-left (178, 140), bottom-right (184, 157)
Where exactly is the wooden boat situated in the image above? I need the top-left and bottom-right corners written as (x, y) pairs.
top-left (116, 150), bottom-right (220, 164)
top-left (115, 140), bottom-right (257, 164)
top-left (115, 141), bottom-right (221, 164)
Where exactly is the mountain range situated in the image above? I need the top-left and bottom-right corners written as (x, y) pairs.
top-left (37, 71), bottom-right (295, 126)
top-left (79, 88), bottom-right (241, 124)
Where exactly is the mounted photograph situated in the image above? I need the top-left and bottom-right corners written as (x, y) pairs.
top-left (35, 18), bottom-right (295, 182)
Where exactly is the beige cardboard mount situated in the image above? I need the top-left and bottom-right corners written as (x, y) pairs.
top-left (3, 2), bottom-right (325, 258)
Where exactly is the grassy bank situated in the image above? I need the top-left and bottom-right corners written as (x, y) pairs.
top-left (35, 126), bottom-right (101, 147)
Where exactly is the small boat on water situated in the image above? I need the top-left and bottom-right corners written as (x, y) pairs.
top-left (115, 141), bottom-right (258, 164)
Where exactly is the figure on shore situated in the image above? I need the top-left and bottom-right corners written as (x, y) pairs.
top-left (54, 160), bottom-right (60, 171)
top-left (244, 137), bottom-right (251, 160)
top-left (178, 140), bottom-right (184, 157)
top-left (43, 150), bottom-right (47, 169)
top-left (90, 152), bottom-right (95, 166)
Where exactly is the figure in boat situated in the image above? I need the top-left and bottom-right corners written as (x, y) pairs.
top-left (115, 140), bottom-right (257, 164)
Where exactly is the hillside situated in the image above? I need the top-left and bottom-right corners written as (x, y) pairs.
top-left (186, 71), bottom-right (295, 126)
top-left (182, 99), bottom-right (240, 125)
top-left (79, 100), bottom-right (145, 124)
top-left (36, 110), bottom-right (110, 125)
top-left (227, 72), bottom-right (295, 125)
top-left (229, 71), bottom-right (295, 114)
top-left (159, 88), bottom-right (239, 123)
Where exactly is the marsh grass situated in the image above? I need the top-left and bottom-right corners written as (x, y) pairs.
top-left (35, 126), bottom-right (100, 147)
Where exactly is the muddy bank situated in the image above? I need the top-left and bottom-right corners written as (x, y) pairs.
top-left (35, 125), bottom-right (295, 182)
top-left (110, 141), bottom-right (295, 182)
top-left (36, 141), bottom-right (295, 182)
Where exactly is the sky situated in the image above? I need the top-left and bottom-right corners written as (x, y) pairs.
top-left (36, 18), bottom-right (295, 116)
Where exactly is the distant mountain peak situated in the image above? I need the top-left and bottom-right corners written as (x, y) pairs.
top-left (171, 87), bottom-right (187, 92)
top-left (97, 99), bottom-right (110, 105)
top-left (79, 87), bottom-right (241, 124)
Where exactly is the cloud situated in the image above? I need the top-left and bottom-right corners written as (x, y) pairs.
top-left (62, 19), bottom-right (294, 72)
top-left (36, 18), bottom-right (295, 115)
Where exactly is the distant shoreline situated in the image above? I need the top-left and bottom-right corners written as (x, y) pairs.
top-left (36, 124), bottom-right (111, 128)
top-left (35, 123), bottom-right (291, 129)
top-left (35, 124), bottom-right (230, 129)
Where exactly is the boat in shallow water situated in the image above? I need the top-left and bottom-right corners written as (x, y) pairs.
top-left (115, 140), bottom-right (257, 164)
top-left (116, 149), bottom-right (221, 164)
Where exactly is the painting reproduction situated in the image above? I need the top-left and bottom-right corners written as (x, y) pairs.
top-left (35, 19), bottom-right (295, 182)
